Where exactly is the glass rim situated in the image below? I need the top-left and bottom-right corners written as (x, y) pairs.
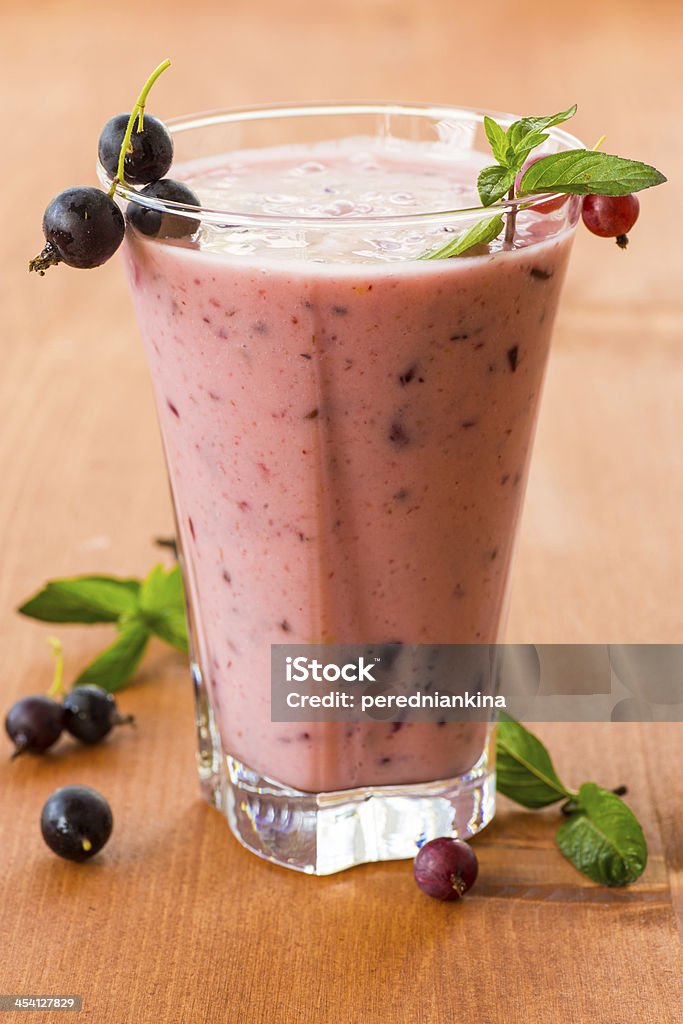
top-left (98, 101), bottom-right (586, 229)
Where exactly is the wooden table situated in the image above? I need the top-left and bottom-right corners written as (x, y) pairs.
top-left (1, 1), bottom-right (681, 1021)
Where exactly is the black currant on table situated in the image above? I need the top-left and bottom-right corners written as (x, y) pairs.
top-left (29, 187), bottom-right (125, 274)
top-left (98, 112), bottom-right (173, 185)
top-left (5, 696), bottom-right (64, 759)
top-left (63, 685), bottom-right (135, 744)
top-left (582, 193), bottom-right (640, 248)
top-left (413, 837), bottom-right (479, 901)
top-left (127, 178), bottom-right (201, 239)
top-left (40, 785), bottom-right (113, 862)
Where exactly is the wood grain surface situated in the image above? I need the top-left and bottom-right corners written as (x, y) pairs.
top-left (1, 1), bottom-right (682, 1022)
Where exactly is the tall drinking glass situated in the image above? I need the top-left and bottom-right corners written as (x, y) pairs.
top-left (102, 104), bottom-right (582, 874)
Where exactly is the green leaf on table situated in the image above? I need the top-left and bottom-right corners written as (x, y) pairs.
top-left (477, 165), bottom-right (517, 207)
top-left (72, 620), bottom-right (151, 692)
top-left (496, 712), bottom-right (572, 808)
top-left (18, 576), bottom-right (141, 624)
top-left (138, 563), bottom-right (188, 653)
top-left (556, 782), bottom-right (648, 886)
top-left (422, 214), bottom-right (505, 260)
top-left (518, 150), bottom-right (667, 196)
top-left (139, 562), bottom-right (184, 611)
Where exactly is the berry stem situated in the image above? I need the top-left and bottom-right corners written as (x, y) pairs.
top-left (46, 636), bottom-right (66, 698)
top-left (113, 711), bottom-right (136, 728)
top-left (504, 185), bottom-right (517, 247)
top-left (107, 58), bottom-right (172, 198)
top-left (450, 873), bottom-right (467, 897)
top-left (28, 241), bottom-right (62, 275)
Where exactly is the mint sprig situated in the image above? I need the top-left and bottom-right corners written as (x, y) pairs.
top-left (479, 104), bottom-right (578, 207)
top-left (424, 103), bottom-right (665, 258)
top-left (496, 713), bottom-right (648, 886)
top-left (18, 563), bottom-right (188, 692)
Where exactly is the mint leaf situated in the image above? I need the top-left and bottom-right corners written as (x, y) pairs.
top-left (422, 214), bottom-right (504, 260)
top-left (481, 106), bottom-right (578, 176)
top-left (556, 782), bottom-right (648, 886)
top-left (477, 165), bottom-right (516, 207)
top-left (518, 150), bottom-right (666, 196)
top-left (506, 105), bottom-right (577, 159)
top-left (72, 620), bottom-right (150, 692)
top-left (146, 608), bottom-right (188, 653)
top-left (483, 116), bottom-right (508, 166)
top-left (138, 563), bottom-right (188, 653)
top-left (496, 713), bottom-right (572, 807)
top-left (18, 576), bottom-right (141, 624)
top-left (139, 563), bottom-right (182, 609)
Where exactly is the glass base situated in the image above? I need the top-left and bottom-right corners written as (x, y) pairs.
top-left (195, 679), bottom-right (495, 874)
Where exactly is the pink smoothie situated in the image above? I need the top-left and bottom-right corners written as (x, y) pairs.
top-left (123, 141), bottom-right (576, 791)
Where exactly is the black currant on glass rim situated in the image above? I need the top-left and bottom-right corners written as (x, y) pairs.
top-left (29, 59), bottom-right (199, 274)
top-left (98, 112), bottom-right (174, 184)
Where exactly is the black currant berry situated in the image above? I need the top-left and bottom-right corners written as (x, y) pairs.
top-left (98, 112), bottom-right (174, 185)
top-left (127, 179), bottom-right (201, 239)
top-left (5, 696), bottom-right (64, 759)
top-left (29, 187), bottom-right (125, 274)
top-left (413, 837), bottom-right (479, 901)
top-left (40, 785), bottom-right (113, 862)
top-left (63, 685), bottom-right (134, 744)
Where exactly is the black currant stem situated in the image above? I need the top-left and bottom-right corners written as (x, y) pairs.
top-left (504, 185), bottom-right (517, 247)
top-left (28, 241), bottom-right (61, 275)
top-left (107, 58), bottom-right (172, 198)
top-left (113, 712), bottom-right (136, 728)
top-left (46, 636), bottom-right (66, 698)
